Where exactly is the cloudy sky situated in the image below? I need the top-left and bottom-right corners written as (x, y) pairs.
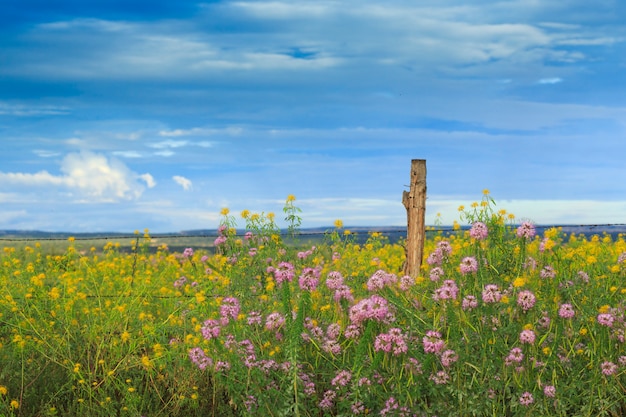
top-left (1, 0), bottom-right (625, 233)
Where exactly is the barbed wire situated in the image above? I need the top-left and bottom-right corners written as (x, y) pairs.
top-left (0, 223), bottom-right (625, 242)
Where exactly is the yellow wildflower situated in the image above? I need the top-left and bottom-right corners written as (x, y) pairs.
top-left (334, 219), bottom-right (344, 229)
top-left (220, 207), bottom-right (230, 216)
top-left (513, 277), bottom-right (526, 288)
top-left (141, 355), bottom-right (153, 369)
top-left (286, 194), bottom-right (296, 202)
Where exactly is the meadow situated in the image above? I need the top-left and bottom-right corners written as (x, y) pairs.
top-left (1, 192), bottom-right (625, 416)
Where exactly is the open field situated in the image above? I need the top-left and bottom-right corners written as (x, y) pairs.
top-left (1, 195), bottom-right (626, 416)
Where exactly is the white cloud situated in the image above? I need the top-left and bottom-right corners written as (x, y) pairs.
top-left (33, 150), bottom-right (62, 158)
top-left (139, 173), bottom-right (157, 188)
top-left (159, 126), bottom-right (243, 137)
top-left (173, 175), bottom-right (193, 191)
top-left (113, 150), bottom-right (143, 158)
top-left (538, 77), bottom-right (563, 84)
top-left (0, 151), bottom-right (154, 202)
top-left (0, 101), bottom-right (70, 116)
top-left (148, 140), bottom-right (188, 149)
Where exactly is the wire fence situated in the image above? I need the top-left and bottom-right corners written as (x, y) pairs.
top-left (1, 223), bottom-right (626, 242)
top-left (1, 223), bottom-right (626, 243)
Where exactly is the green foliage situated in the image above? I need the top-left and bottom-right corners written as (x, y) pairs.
top-left (1, 194), bottom-right (626, 416)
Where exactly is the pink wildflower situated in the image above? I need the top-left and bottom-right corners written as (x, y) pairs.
top-left (462, 295), bottom-right (478, 310)
top-left (265, 312), bottom-right (286, 331)
top-left (558, 303), bottom-right (575, 319)
top-left (540, 265), bottom-right (556, 279)
top-left (325, 271), bottom-right (344, 289)
top-left (601, 361), bottom-right (618, 376)
top-left (433, 279), bottom-right (459, 301)
top-left (481, 284), bottom-right (502, 304)
top-left (201, 319), bottom-right (221, 340)
top-left (520, 329), bottom-right (536, 345)
top-left (429, 266), bottom-right (445, 282)
top-left (469, 222), bottom-right (488, 240)
top-left (517, 290), bottom-right (536, 312)
top-left (597, 313), bottom-right (615, 327)
top-left (460, 256), bottom-right (478, 275)
top-left (440, 349), bottom-right (458, 367)
top-left (374, 328), bottom-right (408, 356)
top-left (519, 391), bottom-right (534, 406)
top-left (366, 269), bottom-right (397, 291)
top-left (543, 385), bottom-right (556, 397)
top-left (298, 267), bottom-right (320, 291)
top-left (516, 222), bottom-right (536, 239)
top-left (429, 370), bottom-right (450, 385)
top-left (331, 370), bottom-right (352, 387)
top-left (423, 330), bottom-right (445, 354)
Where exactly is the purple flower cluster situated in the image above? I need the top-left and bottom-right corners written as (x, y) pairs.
top-left (423, 330), bottom-right (445, 354)
top-left (220, 297), bottom-right (240, 324)
top-left (265, 312), bottom-right (286, 331)
top-left (331, 369), bottom-right (352, 388)
top-left (349, 295), bottom-right (393, 325)
top-left (540, 265), bottom-right (556, 279)
top-left (367, 269), bottom-right (398, 291)
top-left (374, 328), bottom-right (408, 356)
top-left (201, 319), bottom-right (221, 341)
top-left (462, 295), bottom-right (478, 310)
top-left (481, 284), bottom-right (502, 304)
top-left (597, 313), bottom-right (615, 327)
top-left (433, 279), bottom-right (459, 301)
top-left (214, 225), bottom-right (228, 246)
top-left (558, 303), bottom-right (575, 319)
top-left (267, 262), bottom-right (295, 286)
top-left (504, 347), bottom-right (524, 366)
top-left (459, 256), bottom-right (478, 275)
top-left (325, 271), bottom-right (354, 303)
top-left (469, 222), bottom-right (489, 240)
top-left (189, 347), bottom-right (213, 370)
top-left (516, 221), bottom-right (536, 239)
top-left (440, 349), bottom-right (458, 367)
top-left (399, 275), bottom-right (415, 291)
top-left (426, 240), bottom-right (453, 265)
top-left (429, 266), bottom-right (445, 282)
top-left (519, 391), bottom-right (534, 406)
top-left (519, 329), bottom-right (536, 345)
top-left (517, 290), bottom-right (536, 312)
top-left (173, 276), bottom-right (188, 288)
top-left (298, 267), bottom-right (320, 291)
top-left (297, 246), bottom-right (316, 259)
top-left (601, 361), bottom-right (618, 376)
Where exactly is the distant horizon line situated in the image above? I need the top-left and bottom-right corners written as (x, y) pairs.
top-left (1, 222), bottom-right (626, 239)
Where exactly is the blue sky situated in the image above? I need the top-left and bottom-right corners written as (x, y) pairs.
top-left (1, 0), bottom-right (625, 233)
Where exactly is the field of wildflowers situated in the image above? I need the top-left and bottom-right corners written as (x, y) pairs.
top-left (1, 192), bottom-right (626, 416)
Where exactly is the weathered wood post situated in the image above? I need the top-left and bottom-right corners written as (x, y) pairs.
top-left (402, 159), bottom-right (426, 277)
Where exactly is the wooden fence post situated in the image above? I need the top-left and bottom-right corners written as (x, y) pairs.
top-left (402, 159), bottom-right (426, 277)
